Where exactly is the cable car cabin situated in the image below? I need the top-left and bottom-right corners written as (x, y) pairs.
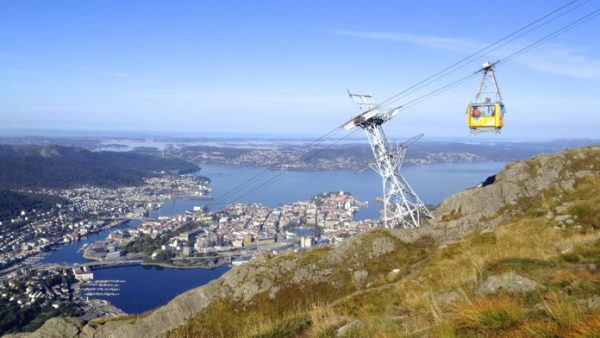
top-left (467, 102), bottom-right (505, 133)
top-left (467, 61), bottom-right (507, 134)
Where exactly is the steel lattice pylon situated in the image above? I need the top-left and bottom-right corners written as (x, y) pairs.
top-left (342, 92), bottom-right (433, 228)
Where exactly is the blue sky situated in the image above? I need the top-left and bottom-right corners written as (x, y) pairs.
top-left (0, 0), bottom-right (599, 140)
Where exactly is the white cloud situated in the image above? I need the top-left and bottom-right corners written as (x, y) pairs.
top-left (334, 30), bottom-right (600, 80)
top-left (334, 30), bottom-right (480, 51)
top-left (514, 43), bottom-right (600, 79)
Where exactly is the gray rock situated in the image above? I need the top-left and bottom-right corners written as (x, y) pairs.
top-left (336, 319), bottom-right (363, 337)
top-left (476, 271), bottom-right (538, 295)
top-left (555, 203), bottom-right (572, 214)
top-left (370, 237), bottom-right (395, 258)
top-left (437, 291), bottom-right (461, 305)
top-left (3, 318), bottom-right (84, 338)
top-left (577, 296), bottom-right (600, 310)
top-left (431, 150), bottom-right (593, 242)
top-left (352, 270), bottom-right (368, 289)
top-left (554, 214), bottom-right (572, 222)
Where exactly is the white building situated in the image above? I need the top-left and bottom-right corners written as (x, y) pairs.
top-left (72, 266), bottom-right (93, 281)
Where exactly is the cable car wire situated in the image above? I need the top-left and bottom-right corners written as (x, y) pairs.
top-left (209, 126), bottom-right (345, 205)
top-left (391, 6), bottom-right (600, 114)
top-left (498, 7), bottom-right (600, 65)
top-left (227, 128), bottom-right (363, 205)
top-left (204, 2), bottom-right (600, 211)
top-left (379, 0), bottom-right (589, 108)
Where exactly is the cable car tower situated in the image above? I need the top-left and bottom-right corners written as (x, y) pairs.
top-left (342, 92), bottom-right (433, 228)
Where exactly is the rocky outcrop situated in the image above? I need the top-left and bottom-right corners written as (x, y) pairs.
top-left (369, 237), bottom-right (395, 258)
top-left (391, 147), bottom-right (600, 243)
top-left (476, 272), bottom-right (538, 295)
top-left (7, 318), bottom-right (85, 338)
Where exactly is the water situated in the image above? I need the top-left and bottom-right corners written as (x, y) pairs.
top-left (148, 199), bottom-right (201, 219)
top-left (194, 162), bottom-right (506, 220)
top-left (41, 220), bottom-right (142, 264)
top-left (45, 162), bottom-right (506, 314)
top-left (81, 265), bottom-right (229, 314)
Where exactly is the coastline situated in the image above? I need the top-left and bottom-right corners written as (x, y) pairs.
top-left (140, 261), bottom-right (228, 270)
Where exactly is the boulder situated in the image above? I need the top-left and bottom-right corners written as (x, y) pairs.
top-left (476, 271), bottom-right (538, 295)
top-left (336, 319), bottom-right (363, 337)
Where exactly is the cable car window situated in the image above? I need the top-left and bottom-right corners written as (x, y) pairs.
top-left (472, 105), bottom-right (481, 118)
top-left (487, 105), bottom-right (495, 117)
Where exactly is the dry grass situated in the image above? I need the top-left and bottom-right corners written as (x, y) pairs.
top-left (90, 312), bottom-right (150, 325)
top-left (453, 295), bottom-right (527, 335)
top-left (331, 192), bottom-right (599, 336)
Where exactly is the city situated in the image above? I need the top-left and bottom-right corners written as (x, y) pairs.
top-left (0, 167), bottom-right (378, 331)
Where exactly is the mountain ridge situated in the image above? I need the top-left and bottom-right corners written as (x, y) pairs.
top-left (0, 144), bottom-right (199, 189)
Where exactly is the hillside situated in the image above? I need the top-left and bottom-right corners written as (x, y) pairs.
top-left (0, 145), bottom-right (199, 189)
top-left (0, 190), bottom-right (66, 222)
top-left (8, 146), bottom-right (600, 338)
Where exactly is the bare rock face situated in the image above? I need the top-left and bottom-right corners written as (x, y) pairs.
top-left (327, 236), bottom-right (362, 264)
top-left (476, 272), bottom-right (538, 295)
top-left (5, 318), bottom-right (84, 338)
top-left (426, 147), bottom-right (600, 242)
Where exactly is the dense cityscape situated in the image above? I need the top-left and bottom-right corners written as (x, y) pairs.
top-left (0, 166), bottom-right (377, 333)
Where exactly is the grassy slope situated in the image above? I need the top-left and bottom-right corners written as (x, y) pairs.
top-left (167, 147), bottom-right (600, 337)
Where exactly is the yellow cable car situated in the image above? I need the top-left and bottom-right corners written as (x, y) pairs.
top-left (467, 102), bottom-right (505, 131)
top-left (467, 61), bottom-right (506, 134)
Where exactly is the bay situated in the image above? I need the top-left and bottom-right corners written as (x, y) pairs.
top-left (81, 265), bottom-right (230, 314)
top-left (41, 220), bottom-right (142, 265)
top-left (192, 162), bottom-right (507, 220)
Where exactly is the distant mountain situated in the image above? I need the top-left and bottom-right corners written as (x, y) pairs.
top-left (171, 139), bottom-right (600, 170)
top-left (0, 145), bottom-right (199, 189)
top-left (0, 190), bottom-right (66, 221)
